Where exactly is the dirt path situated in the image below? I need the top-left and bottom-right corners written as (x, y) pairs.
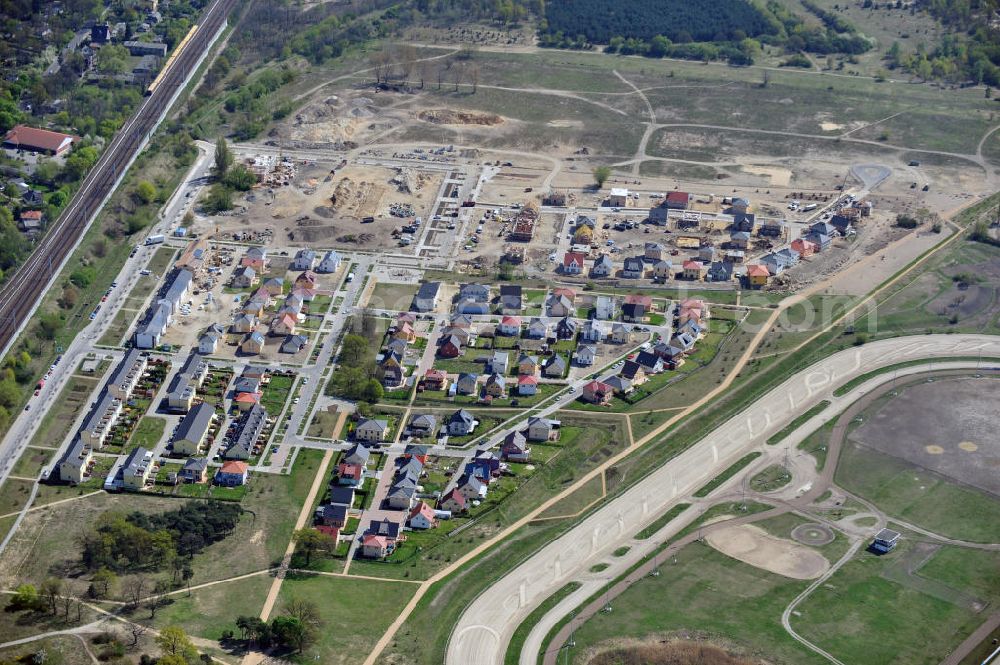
top-left (612, 70), bottom-right (656, 176)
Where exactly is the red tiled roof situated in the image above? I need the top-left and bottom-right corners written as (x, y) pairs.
top-left (624, 294), bottom-right (652, 307)
top-left (409, 501), bottom-right (436, 521)
top-left (518, 375), bottom-right (538, 385)
top-left (4, 125), bottom-right (78, 152)
top-left (363, 534), bottom-right (388, 547)
top-left (666, 191), bottom-right (690, 204)
top-left (220, 461), bottom-right (248, 474)
top-left (501, 316), bottom-right (521, 326)
top-left (563, 252), bottom-right (585, 267)
top-left (552, 287), bottom-right (576, 299)
top-left (747, 264), bottom-right (770, 277)
top-left (20, 210), bottom-right (42, 220)
top-left (234, 392), bottom-right (260, 403)
top-left (682, 259), bottom-right (703, 270)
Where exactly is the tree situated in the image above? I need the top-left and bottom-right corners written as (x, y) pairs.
top-left (127, 622), bottom-right (148, 647)
top-left (147, 579), bottom-right (172, 618)
top-left (135, 180), bottom-right (157, 205)
top-left (271, 616), bottom-right (309, 652)
top-left (123, 575), bottom-right (147, 609)
top-left (10, 583), bottom-right (41, 611)
top-left (64, 146), bottom-right (99, 181)
top-left (156, 625), bottom-right (195, 658)
top-left (222, 164), bottom-right (256, 191)
top-left (292, 528), bottom-right (336, 566)
top-left (41, 577), bottom-right (62, 615)
top-left (592, 166), bottom-right (612, 188)
top-left (214, 138), bottom-right (233, 177)
top-left (90, 568), bottom-right (118, 599)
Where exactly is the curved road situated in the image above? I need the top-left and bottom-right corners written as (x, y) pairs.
top-left (446, 334), bottom-right (1000, 665)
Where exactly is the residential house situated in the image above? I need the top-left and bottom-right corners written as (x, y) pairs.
top-left (270, 313), bottom-right (297, 336)
top-left (653, 260), bottom-right (673, 281)
top-left (591, 254), bottom-right (614, 278)
top-left (623, 295), bottom-right (652, 322)
top-left (682, 259), bottom-right (706, 281)
top-left (3, 124), bottom-right (78, 155)
top-left (343, 443), bottom-right (371, 467)
top-left (412, 282), bottom-right (441, 312)
top-left (106, 349), bottom-right (147, 401)
top-left (556, 317), bottom-right (578, 339)
top-left (408, 414), bottom-right (438, 438)
top-left (437, 334), bottom-right (463, 359)
top-left (698, 246), bottom-right (718, 263)
top-left (608, 187), bottom-right (629, 207)
top-left (354, 418), bottom-right (389, 443)
top-left (746, 263), bottom-right (770, 288)
top-left (562, 252), bottom-right (585, 275)
top-left (543, 354), bottom-right (567, 378)
top-left (490, 350), bottom-right (509, 374)
top-left (665, 191), bottom-right (690, 210)
top-left (215, 460), bottom-right (249, 486)
top-left (724, 249), bottom-right (746, 264)
top-left (501, 431), bottom-right (531, 462)
top-left (367, 519), bottom-right (401, 548)
top-left (439, 489), bottom-right (467, 514)
top-left (644, 242), bottom-right (665, 261)
top-left (232, 266), bottom-right (257, 289)
top-left (457, 474), bottom-right (487, 501)
top-left (316, 250), bottom-right (342, 274)
top-left (497, 316), bottom-right (521, 336)
top-left (761, 253), bottom-right (789, 276)
top-left (79, 391), bottom-right (122, 449)
top-left (280, 334), bottom-right (308, 354)
top-left (179, 458), bottom-right (208, 484)
top-left (337, 461), bottom-right (364, 486)
top-left (198, 324), bottom-right (225, 354)
top-left (484, 373), bottom-right (506, 397)
top-left (456, 298), bottom-right (489, 315)
top-left (315, 503), bottom-right (349, 529)
top-left (328, 486), bottom-right (356, 508)
top-left (635, 350), bottom-right (664, 374)
top-left (605, 375), bottom-right (633, 395)
top-left (791, 238), bottom-right (817, 258)
top-left (620, 360), bottom-right (647, 385)
top-left (173, 402), bottom-right (215, 455)
top-left (610, 323), bottom-right (633, 344)
top-left (526, 318), bottom-right (549, 339)
top-left (732, 212), bottom-right (756, 233)
top-left (546, 294), bottom-right (574, 318)
top-left (526, 417), bottom-right (559, 441)
top-left (423, 369), bottom-right (448, 391)
top-left (361, 535), bottom-right (391, 559)
top-left (517, 375), bottom-right (538, 396)
top-left (672, 331), bottom-right (697, 352)
top-left (775, 247), bottom-right (800, 267)
top-left (166, 374), bottom-right (196, 414)
top-left (499, 285), bottom-right (523, 313)
top-left (240, 331), bottom-right (265, 355)
top-left (232, 314), bottom-right (257, 334)
top-left (19, 209), bottom-right (42, 232)
top-left (622, 256), bottom-right (645, 279)
top-left (121, 447), bottom-right (154, 490)
top-left (805, 231), bottom-right (831, 251)
top-left (677, 298), bottom-right (709, 324)
top-left (730, 197), bottom-right (751, 214)
top-left (294, 270), bottom-right (318, 291)
top-left (830, 213), bottom-right (855, 235)
top-left (403, 444), bottom-right (430, 464)
top-left (291, 248), bottom-right (316, 271)
top-left (581, 380), bottom-right (613, 405)
top-left (387, 479), bottom-right (417, 510)
top-left (450, 313), bottom-right (473, 328)
top-left (517, 354), bottom-right (540, 376)
top-left (580, 319), bottom-right (605, 343)
top-left (707, 261), bottom-right (734, 283)
top-left (458, 283), bottom-right (490, 304)
top-left (595, 296), bottom-right (617, 321)
top-left (448, 410), bottom-right (477, 436)
top-left (574, 344), bottom-right (597, 366)
top-left (758, 219), bottom-right (784, 237)
top-left (729, 230), bottom-right (751, 249)
top-left (456, 373), bottom-right (479, 395)
top-left (408, 502), bottom-right (438, 530)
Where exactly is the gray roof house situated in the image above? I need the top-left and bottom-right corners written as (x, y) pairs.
top-left (448, 409), bottom-right (477, 436)
top-left (591, 254), bottom-right (613, 277)
top-left (412, 282), bottom-right (441, 312)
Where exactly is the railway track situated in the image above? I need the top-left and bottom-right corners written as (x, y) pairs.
top-left (0, 0), bottom-right (236, 356)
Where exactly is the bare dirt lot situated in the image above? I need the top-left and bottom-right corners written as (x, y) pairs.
top-left (587, 638), bottom-right (769, 665)
top-left (850, 376), bottom-right (1000, 496)
top-left (705, 524), bottom-right (830, 580)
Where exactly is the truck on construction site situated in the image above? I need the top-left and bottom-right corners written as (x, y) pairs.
top-left (802, 203), bottom-right (818, 212)
top-left (145, 234), bottom-right (165, 246)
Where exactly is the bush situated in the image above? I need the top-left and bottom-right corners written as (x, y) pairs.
top-left (895, 214), bottom-right (919, 229)
top-left (202, 183), bottom-right (234, 213)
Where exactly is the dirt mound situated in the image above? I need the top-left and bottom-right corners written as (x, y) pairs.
top-left (589, 641), bottom-right (765, 665)
top-left (418, 109), bottom-right (504, 126)
top-left (336, 233), bottom-right (375, 244)
top-left (313, 206), bottom-right (336, 219)
top-left (288, 226), bottom-right (339, 243)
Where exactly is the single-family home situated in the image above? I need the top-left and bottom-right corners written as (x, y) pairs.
top-left (294, 270), bottom-right (318, 291)
top-left (546, 293), bottom-right (574, 318)
top-left (517, 375), bottom-right (538, 396)
top-left (580, 319), bottom-right (605, 343)
top-left (526, 417), bottom-right (559, 441)
top-left (707, 261), bottom-right (734, 283)
top-left (408, 414), bottom-right (438, 438)
top-left (501, 431), bottom-right (531, 462)
top-left (623, 295), bottom-right (652, 322)
top-left (316, 503), bottom-right (349, 529)
top-left (354, 418), bottom-right (389, 443)
top-left (665, 190), bottom-right (690, 210)
top-left (19, 209), bottom-right (43, 232)
top-left (595, 296), bottom-right (617, 321)
top-left (622, 256), bottom-right (645, 279)
top-left (610, 323), bottom-right (632, 344)
top-left (456, 373), bottom-right (479, 395)
top-left (729, 230), bottom-right (751, 249)
top-left (733, 212), bottom-right (756, 234)
top-left (291, 249), bottom-right (316, 271)
top-left (3, 124), bottom-right (78, 155)
top-left (605, 375), bottom-right (633, 395)
top-left (262, 277), bottom-right (284, 297)
top-left (241, 331), bottom-right (265, 355)
top-left (437, 334), bottom-right (463, 359)
top-left (361, 534), bottom-right (392, 559)
top-left (412, 282), bottom-right (441, 312)
top-left (591, 254), bottom-right (614, 278)
top-left (484, 373), bottom-right (507, 397)
top-left (581, 380), bottom-right (613, 405)
top-left (423, 369), bottom-right (448, 391)
top-left (499, 285), bottom-right (523, 313)
top-left (653, 260), bottom-right (672, 281)
top-left (698, 246), bottom-right (718, 263)
top-left (172, 403), bottom-right (216, 456)
top-left (179, 457), bottom-right (208, 484)
top-left (497, 316), bottom-right (521, 336)
top-left (562, 252), bottom-right (586, 275)
top-left (458, 283), bottom-right (490, 304)
top-left (526, 318), bottom-right (549, 339)
top-left (280, 334), bottom-right (308, 354)
top-left (791, 238), bottom-right (817, 258)
top-left (215, 460), bottom-right (249, 486)
top-left (574, 344), bottom-right (597, 366)
top-left (682, 259), bottom-right (706, 281)
top-left (232, 266), bottom-right (257, 289)
top-left (386, 479), bottom-right (417, 510)
top-left (337, 461), bottom-right (364, 486)
top-left (316, 250), bottom-right (342, 273)
top-left (343, 443), bottom-right (371, 467)
top-left (517, 354), bottom-right (540, 376)
top-left (746, 263), bottom-right (770, 288)
top-left (620, 360), bottom-right (647, 384)
top-left (457, 474), bottom-right (487, 501)
top-left (805, 231), bottom-right (831, 251)
top-left (439, 488), bottom-right (467, 514)
top-left (556, 317), bottom-right (578, 340)
top-left (644, 242), bottom-right (665, 261)
top-left (543, 354), bottom-right (567, 378)
top-left (608, 187), bottom-right (629, 207)
top-left (456, 297), bottom-right (489, 315)
top-left (232, 314), bottom-right (257, 334)
top-left (490, 350), bottom-right (509, 375)
top-left (199, 324), bottom-right (225, 354)
top-left (408, 502), bottom-right (438, 530)
top-left (635, 350), bottom-right (664, 373)
top-left (270, 313), bottom-right (297, 336)
top-left (448, 409), bottom-right (477, 436)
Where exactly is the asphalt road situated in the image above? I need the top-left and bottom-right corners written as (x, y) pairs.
top-left (0, 0), bottom-right (235, 360)
top-left (447, 333), bottom-right (1000, 665)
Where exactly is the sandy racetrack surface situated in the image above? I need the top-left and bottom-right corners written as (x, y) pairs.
top-left (705, 524), bottom-right (829, 580)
